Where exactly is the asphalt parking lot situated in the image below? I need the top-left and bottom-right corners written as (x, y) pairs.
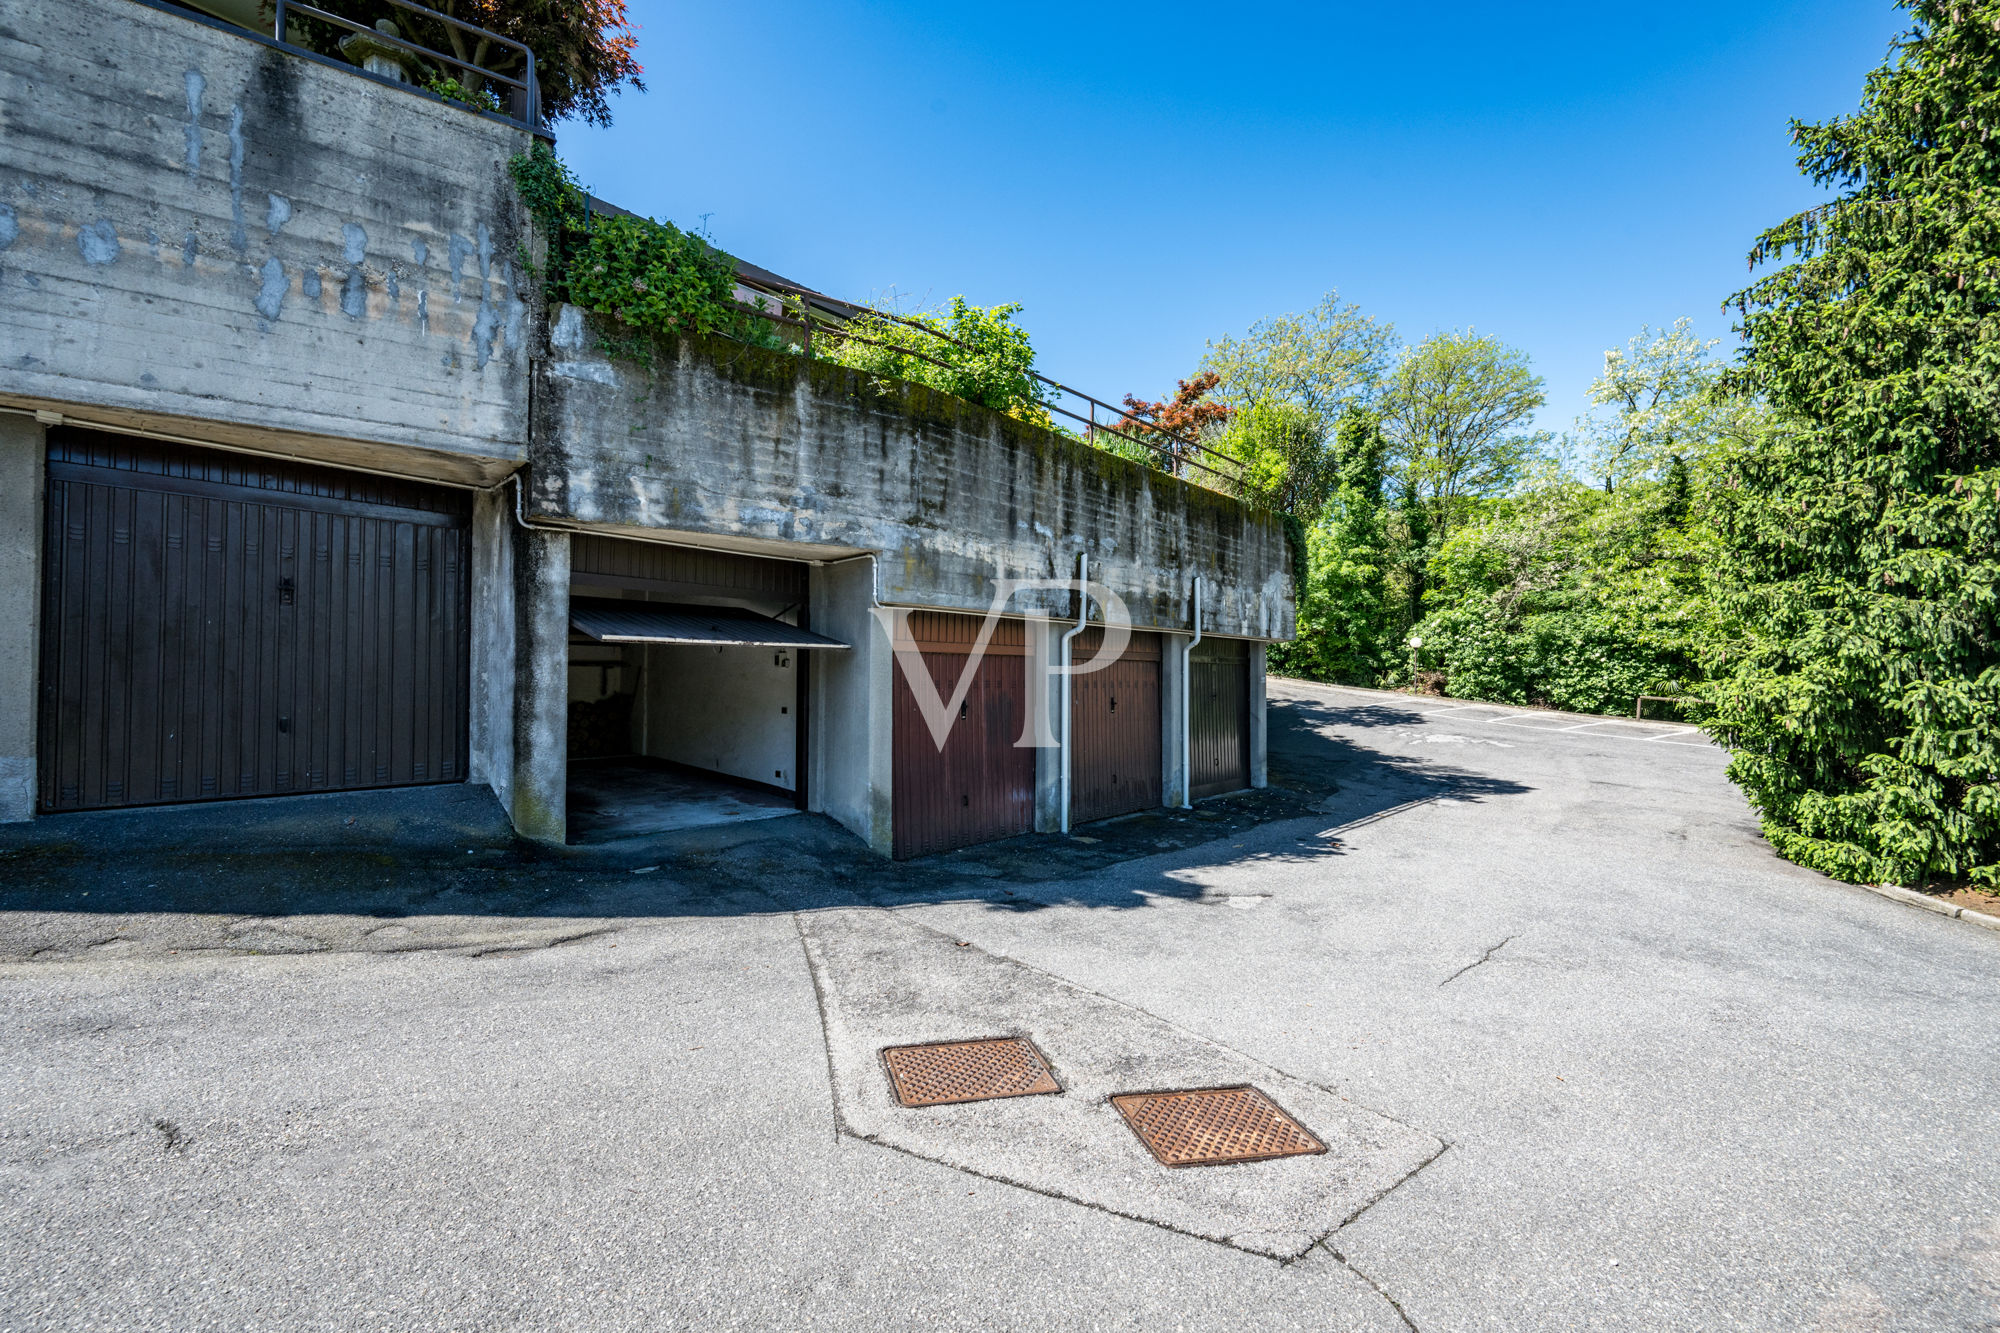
top-left (3, 679), bottom-right (1996, 1331)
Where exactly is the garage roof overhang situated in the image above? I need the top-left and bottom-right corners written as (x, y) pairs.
top-left (569, 597), bottom-right (850, 649)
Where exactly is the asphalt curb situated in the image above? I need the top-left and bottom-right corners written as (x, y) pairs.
top-left (1858, 880), bottom-right (2000, 933)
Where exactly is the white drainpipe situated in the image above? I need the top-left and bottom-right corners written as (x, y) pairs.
top-left (1181, 575), bottom-right (1203, 809)
top-left (1059, 552), bottom-right (1090, 835)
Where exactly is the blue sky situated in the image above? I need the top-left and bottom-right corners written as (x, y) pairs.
top-left (556, 2), bottom-right (1908, 435)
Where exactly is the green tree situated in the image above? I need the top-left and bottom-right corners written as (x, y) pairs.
top-left (1410, 465), bottom-right (1721, 714)
top-left (1707, 0), bottom-right (2000, 887)
top-left (1200, 291), bottom-right (1399, 427)
top-left (1377, 330), bottom-right (1548, 625)
top-left (1381, 330), bottom-right (1548, 542)
top-left (1213, 401), bottom-right (1338, 521)
top-left (1272, 412), bottom-right (1397, 683)
top-left (1574, 319), bottom-right (1755, 494)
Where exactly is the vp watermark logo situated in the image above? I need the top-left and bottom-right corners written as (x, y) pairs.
top-left (874, 577), bottom-right (1132, 752)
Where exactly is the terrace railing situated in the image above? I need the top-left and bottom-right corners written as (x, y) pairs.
top-left (728, 270), bottom-right (1250, 494)
top-left (253, 0), bottom-right (539, 132)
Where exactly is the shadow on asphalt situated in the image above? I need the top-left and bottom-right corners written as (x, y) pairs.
top-left (0, 691), bottom-right (1531, 944)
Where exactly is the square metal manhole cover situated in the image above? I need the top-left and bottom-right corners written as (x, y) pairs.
top-left (881, 1037), bottom-right (1062, 1107)
top-left (1111, 1085), bottom-right (1327, 1167)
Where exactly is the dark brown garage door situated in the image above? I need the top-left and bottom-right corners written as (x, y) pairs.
top-left (37, 430), bottom-right (470, 812)
top-left (1190, 636), bottom-right (1250, 801)
top-left (1071, 627), bottom-right (1161, 825)
top-left (891, 611), bottom-right (1033, 859)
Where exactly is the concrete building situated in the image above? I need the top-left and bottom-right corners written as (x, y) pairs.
top-left (0, 0), bottom-right (1294, 857)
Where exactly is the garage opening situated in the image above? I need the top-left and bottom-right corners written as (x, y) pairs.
top-left (891, 611), bottom-right (1034, 859)
top-left (1071, 627), bottom-right (1162, 825)
top-left (564, 536), bottom-right (844, 842)
top-left (37, 429), bottom-right (470, 812)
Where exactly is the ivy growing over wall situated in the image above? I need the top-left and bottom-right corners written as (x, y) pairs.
top-left (507, 143), bottom-right (776, 349)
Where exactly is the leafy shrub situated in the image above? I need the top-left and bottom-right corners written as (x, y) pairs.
top-left (507, 143), bottom-right (772, 348)
top-left (821, 298), bottom-right (1055, 426)
top-left (1408, 473), bottom-right (1717, 715)
top-left (424, 74), bottom-right (502, 114)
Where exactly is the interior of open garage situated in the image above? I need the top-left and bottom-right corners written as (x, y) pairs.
top-left (563, 535), bottom-right (844, 843)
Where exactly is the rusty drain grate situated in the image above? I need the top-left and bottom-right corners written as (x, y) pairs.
top-left (1111, 1085), bottom-right (1326, 1167)
top-left (881, 1037), bottom-right (1062, 1107)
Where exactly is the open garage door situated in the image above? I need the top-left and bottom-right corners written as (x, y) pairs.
top-left (1190, 635), bottom-right (1250, 800)
top-left (892, 611), bottom-right (1034, 859)
top-left (1071, 627), bottom-right (1161, 825)
top-left (37, 430), bottom-right (470, 812)
top-left (564, 536), bottom-right (825, 841)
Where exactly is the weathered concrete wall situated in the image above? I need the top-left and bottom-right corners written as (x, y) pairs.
top-left (0, 413), bottom-right (44, 822)
top-left (808, 558), bottom-right (892, 855)
top-left (532, 307), bottom-right (1295, 641)
top-left (640, 645), bottom-right (797, 791)
top-left (0, 0), bottom-right (534, 483)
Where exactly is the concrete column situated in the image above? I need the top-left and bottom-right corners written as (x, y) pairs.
top-left (0, 414), bottom-right (44, 823)
top-left (467, 484), bottom-right (517, 811)
top-left (1161, 631), bottom-right (1189, 809)
top-left (1249, 641), bottom-right (1269, 789)
top-left (809, 556), bottom-right (893, 856)
top-left (1030, 619), bottom-right (1064, 833)
top-left (509, 524), bottom-right (570, 844)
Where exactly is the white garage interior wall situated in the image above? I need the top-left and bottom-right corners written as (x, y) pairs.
top-left (636, 643), bottom-right (798, 792)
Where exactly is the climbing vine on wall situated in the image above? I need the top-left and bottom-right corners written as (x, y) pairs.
top-left (507, 143), bottom-right (776, 349)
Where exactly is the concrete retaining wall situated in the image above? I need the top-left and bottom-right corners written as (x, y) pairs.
top-left (0, 0), bottom-right (534, 483)
top-left (531, 307), bottom-right (1295, 642)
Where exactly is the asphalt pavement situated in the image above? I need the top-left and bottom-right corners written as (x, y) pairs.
top-left (2, 679), bottom-right (1995, 1331)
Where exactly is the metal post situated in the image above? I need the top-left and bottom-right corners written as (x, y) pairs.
top-left (524, 48), bottom-right (538, 130)
top-left (274, 0), bottom-right (287, 42)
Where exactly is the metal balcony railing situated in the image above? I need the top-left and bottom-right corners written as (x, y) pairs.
top-left (149, 0), bottom-right (541, 133)
top-left (274, 0), bottom-right (538, 130)
top-left (727, 269), bottom-right (1249, 493)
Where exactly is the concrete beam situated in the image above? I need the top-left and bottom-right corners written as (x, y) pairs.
top-left (0, 414), bottom-right (44, 822)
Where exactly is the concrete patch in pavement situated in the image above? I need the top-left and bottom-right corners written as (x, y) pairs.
top-left (797, 906), bottom-right (1444, 1260)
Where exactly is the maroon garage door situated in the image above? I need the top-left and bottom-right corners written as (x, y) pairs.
top-left (37, 430), bottom-right (470, 812)
top-left (1070, 627), bottom-right (1161, 825)
top-left (1190, 635), bottom-right (1250, 800)
top-left (891, 611), bottom-right (1034, 859)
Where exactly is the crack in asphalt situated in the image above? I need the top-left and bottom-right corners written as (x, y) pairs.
top-left (1439, 935), bottom-right (1516, 987)
top-left (465, 927), bottom-right (617, 958)
top-left (1323, 1244), bottom-right (1420, 1331)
